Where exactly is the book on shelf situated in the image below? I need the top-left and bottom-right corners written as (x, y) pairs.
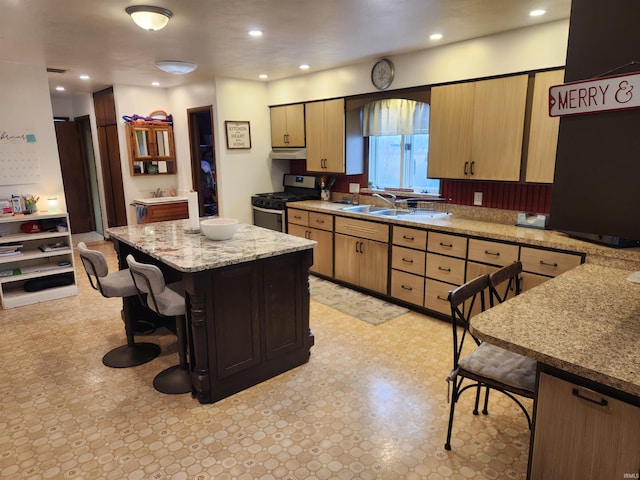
top-left (0, 250), bottom-right (23, 257)
top-left (0, 268), bottom-right (21, 277)
top-left (38, 242), bottom-right (69, 252)
top-left (0, 243), bottom-right (23, 255)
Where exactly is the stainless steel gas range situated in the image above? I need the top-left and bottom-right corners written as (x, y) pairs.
top-left (251, 174), bottom-right (320, 232)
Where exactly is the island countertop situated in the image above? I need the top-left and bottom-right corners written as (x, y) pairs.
top-left (106, 220), bottom-right (316, 272)
top-left (470, 263), bottom-right (640, 397)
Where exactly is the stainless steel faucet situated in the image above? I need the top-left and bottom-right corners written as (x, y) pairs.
top-left (372, 192), bottom-right (397, 208)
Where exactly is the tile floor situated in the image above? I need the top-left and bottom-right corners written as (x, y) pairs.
top-left (0, 241), bottom-right (531, 479)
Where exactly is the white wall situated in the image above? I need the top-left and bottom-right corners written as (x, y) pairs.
top-left (267, 20), bottom-right (569, 105)
top-left (212, 77), bottom-right (287, 223)
top-left (0, 61), bottom-right (67, 214)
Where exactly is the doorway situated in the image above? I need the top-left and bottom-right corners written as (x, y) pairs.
top-left (54, 118), bottom-right (99, 234)
top-left (187, 106), bottom-right (217, 216)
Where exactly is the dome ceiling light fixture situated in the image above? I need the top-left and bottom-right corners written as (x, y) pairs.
top-left (155, 60), bottom-right (198, 74)
top-left (126, 5), bottom-right (173, 31)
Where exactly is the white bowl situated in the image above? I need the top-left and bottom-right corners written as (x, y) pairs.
top-left (200, 218), bottom-right (239, 241)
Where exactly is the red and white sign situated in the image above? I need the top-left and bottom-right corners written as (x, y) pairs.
top-left (549, 72), bottom-right (640, 117)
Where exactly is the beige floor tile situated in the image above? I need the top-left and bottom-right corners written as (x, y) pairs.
top-left (0, 241), bottom-right (531, 479)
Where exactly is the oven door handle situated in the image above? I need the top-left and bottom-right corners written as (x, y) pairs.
top-left (252, 205), bottom-right (285, 214)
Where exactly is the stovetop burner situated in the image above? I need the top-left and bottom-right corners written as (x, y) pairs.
top-left (251, 174), bottom-right (320, 210)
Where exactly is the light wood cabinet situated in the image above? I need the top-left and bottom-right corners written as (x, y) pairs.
top-left (391, 270), bottom-right (424, 307)
top-left (134, 201), bottom-right (188, 224)
top-left (428, 75), bottom-right (528, 181)
top-left (126, 123), bottom-right (176, 175)
top-left (287, 209), bottom-right (334, 277)
top-left (520, 246), bottom-right (582, 277)
top-left (270, 104), bottom-right (305, 147)
top-left (0, 213), bottom-right (77, 309)
top-left (334, 217), bottom-right (388, 294)
top-left (305, 99), bottom-right (363, 174)
top-left (525, 69), bottom-right (564, 183)
top-left (530, 372), bottom-right (640, 480)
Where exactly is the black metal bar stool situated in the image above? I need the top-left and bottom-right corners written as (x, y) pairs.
top-left (126, 254), bottom-right (191, 395)
top-left (77, 242), bottom-right (160, 368)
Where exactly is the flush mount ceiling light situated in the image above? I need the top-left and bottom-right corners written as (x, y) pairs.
top-left (155, 60), bottom-right (198, 74)
top-left (126, 5), bottom-right (173, 31)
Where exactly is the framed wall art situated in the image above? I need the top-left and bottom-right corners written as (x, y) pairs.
top-left (225, 121), bottom-right (251, 149)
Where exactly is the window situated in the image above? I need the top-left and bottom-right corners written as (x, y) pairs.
top-left (364, 99), bottom-right (440, 194)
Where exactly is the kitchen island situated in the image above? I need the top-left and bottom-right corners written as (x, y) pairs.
top-left (470, 263), bottom-right (640, 479)
top-left (107, 220), bottom-right (317, 403)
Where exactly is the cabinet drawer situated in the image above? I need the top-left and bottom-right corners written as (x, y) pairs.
top-left (520, 272), bottom-right (550, 292)
top-left (520, 247), bottom-right (582, 277)
top-left (426, 253), bottom-right (465, 285)
top-left (392, 246), bottom-right (425, 276)
top-left (424, 279), bottom-right (454, 315)
top-left (428, 232), bottom-right (467, 258)
top-left (335, 216), bottom-right (389, 242)
top-left (468, 238), bottom-right (519, 266)
top-left (309, 212), bottom-right (333, 231)
top-left (391, 270), bottom-right (425, 307)
top-left (288, 209), bottom-right (309, 226)
top-left (393, 226), bottom-right (427, 250)
top-left (143, 202), bottom-right (188, 223)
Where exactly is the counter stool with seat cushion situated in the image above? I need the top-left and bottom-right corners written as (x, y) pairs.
top-left (444, 273), bottom-right (536, 451)
top-left (126, 254), bottom-right (191, 395)
top-left (77, 242), bottom-right (160, 368)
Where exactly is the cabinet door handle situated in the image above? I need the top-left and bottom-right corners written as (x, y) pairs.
top-left (403, 235), bottom-right (415, 240)
top-left (484, 250), bottom-right (500, 256)
top-left (438, 266), bottom-right (451, 272)
top-left (306, 230), bottom-right (311, 239)
top-left (401, 285), bottom-right (413, 291)
top-left (315, 219), bottom-right (325, 224)
top-left (436, 295), bottom-right (448, 302)
top-left (540, 260), bottom-right (558, 267)
top-left (402, 258), bottom-right (414, 263)
top-left (571, 388), bottom-right (608, 407)
top-left (464, 161), bottom-right (469, 175)
top-left (439, 242), bottom-right (453, 248)
top-left (470, 161), bottom-right (475, 175)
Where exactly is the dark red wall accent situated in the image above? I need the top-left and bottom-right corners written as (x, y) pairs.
top-left (289, 160), bottom-right (551, 213)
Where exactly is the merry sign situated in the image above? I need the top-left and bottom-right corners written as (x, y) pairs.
top-left (549, 72), bottom-right (640, 117)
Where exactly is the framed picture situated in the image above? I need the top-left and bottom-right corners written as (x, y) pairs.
top-left (225, 121), bottom-right (251, 149)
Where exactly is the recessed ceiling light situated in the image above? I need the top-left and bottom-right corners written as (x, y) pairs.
top-left (430, 33), bottom-right (443, 41)
top-left (155, 60), bottom-right (198, 74)
top-left (79, 74), bottom-right (90, 80)
top-left (530, 9), bottom-right (546, 17)
top-left (55, 86), bottom-right (65, 91)
top-left (259, 74), bottom-right (268, 79)
top-left (248, 30), bottom-right (263, 37)
top-left (299, 64), bottom-right (310, 70)
top-left (152, 81), bottom-right (160, 86)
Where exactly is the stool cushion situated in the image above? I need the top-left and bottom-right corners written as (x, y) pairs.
top-left (458, 342), bottom-right (536, 393)
top-left (100, 268), bottom-right (139, 298)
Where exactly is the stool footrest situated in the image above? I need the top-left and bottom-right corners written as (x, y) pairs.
top-left (102, 342), bottom-right (161, 368)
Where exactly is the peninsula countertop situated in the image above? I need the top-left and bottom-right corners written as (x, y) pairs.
top-left (106, 220), bottom-right (316, 272)
top-left (470, 263), bottom-right (640, 397)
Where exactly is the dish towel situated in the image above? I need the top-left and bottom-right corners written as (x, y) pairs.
top-left (136, 205), bottom-right (147, 223)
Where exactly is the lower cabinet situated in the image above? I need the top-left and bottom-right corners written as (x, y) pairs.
top-left (335, 233), bottom-right (388, 294)
top-left (135, 201), bottom-right (188, 224)
top-left (530, 372), bottom-right (640, 480)
top-left (287, 209), bottom-right (334, 277)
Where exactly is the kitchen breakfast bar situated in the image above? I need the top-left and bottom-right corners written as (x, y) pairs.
top-left (107, 220), bottom-right (317, 404)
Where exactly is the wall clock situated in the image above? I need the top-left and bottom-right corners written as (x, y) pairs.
top-left (371, 59), bottom-right (395, 90)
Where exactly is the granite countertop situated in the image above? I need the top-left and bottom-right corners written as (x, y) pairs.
top-left (107, 220), bottom-right (316, 272)
top-left (291, 200), bottom-right (640, 268)
top-left (470, 263), bottom-right (640, 397)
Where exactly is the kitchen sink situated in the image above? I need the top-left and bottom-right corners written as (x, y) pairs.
top-left (341, 205), bottom-right (388, 213)
top-left (369, 208), bottom-right (412, 217)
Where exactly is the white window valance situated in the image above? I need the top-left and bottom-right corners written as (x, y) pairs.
top-left (363, 99), bottom-right (430, 136)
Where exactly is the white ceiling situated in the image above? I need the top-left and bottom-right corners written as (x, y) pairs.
top-left (0, 0), bottom-right (571, 97)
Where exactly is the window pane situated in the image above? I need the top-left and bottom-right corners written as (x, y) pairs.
top-left (370, 136), bottom-right (402, 188)
top-left (409, 134), bottom-right (439, 193)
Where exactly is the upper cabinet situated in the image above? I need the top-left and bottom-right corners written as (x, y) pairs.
top-left (126, 123), bottom-right (176, 175)
top-left (428, 75), bottom-right (528, 181)
top-left (270, 104), bottom-right (305, 147)
top-left (525, 69), bottom-right (564, 183)
top-left (305, 98), bottom-right (363, 174)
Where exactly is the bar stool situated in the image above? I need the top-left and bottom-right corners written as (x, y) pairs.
top-left (126, 254), bottom-right (191, 395)
top-left (77, 242), bottom-right (160, 368)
